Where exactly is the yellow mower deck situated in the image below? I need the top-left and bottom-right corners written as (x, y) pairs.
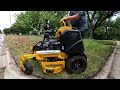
top-left (20, 50), bottom-right (68, 74)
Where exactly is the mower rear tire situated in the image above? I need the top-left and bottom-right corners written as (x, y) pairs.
top-left (66, 55), bottom-right (87, 74)
top-left (22, 61), bottom-right (33, 75)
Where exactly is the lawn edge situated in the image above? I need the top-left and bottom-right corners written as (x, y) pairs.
top-left (88, 45), bottom-right (117, 79)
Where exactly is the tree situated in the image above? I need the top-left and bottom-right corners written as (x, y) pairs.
top-left (3, 28), bottom-right (11, 34)
top-left (93, 16), bottom-right (120, 40)
top-left (13, 11), bottom-right (68, 35)
top-left (102, 18), bottom-right (114, 39)
top-left (87, 11), bottom-right (118, 39)
top-left (94, 26), bottom-right (105, 40)
top-left (0, 29), bottom-right (2, 34)
top-left (108, 17), bottom-right (120, 40)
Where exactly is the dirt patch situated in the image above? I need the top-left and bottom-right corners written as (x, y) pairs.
top-left (0, 67), bottom-right (6, 79)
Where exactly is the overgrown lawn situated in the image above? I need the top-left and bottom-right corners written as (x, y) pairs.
top-left (4, 35), bottom-right (116, 79)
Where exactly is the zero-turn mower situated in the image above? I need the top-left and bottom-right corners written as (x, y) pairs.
top-left (20, 20), bottom-right (87, 75)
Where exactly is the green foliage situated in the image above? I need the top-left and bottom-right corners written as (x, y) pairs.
top-left (89, 14), bottom-right (120, 40)
top-left (3, 28), bottom-right (11, 34)
top-left (104, 17), bottom-right (120, 40)
top-left (5, 11), bottom-right (120, 40)
top-left (9, 11), bottom-right (67, 35)
top-left (111, 17), bottom-right (120, 35)
top-left (94, 26), bottom-right (105, 40)
top-left (95, 27), bottom-right (105, 35)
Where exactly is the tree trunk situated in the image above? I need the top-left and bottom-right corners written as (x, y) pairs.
top-left (89, 24), bottom-right (94, 39)
top-left (104, 26), bottom-right (108, 40)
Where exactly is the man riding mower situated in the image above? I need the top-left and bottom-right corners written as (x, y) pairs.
top-left (19, 20), bottom-right (87, 75)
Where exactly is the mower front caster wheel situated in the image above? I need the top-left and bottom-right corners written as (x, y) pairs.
top-left (66, 55), bottom-right (87, 74)
top-left (22, 61), bottom-right (33, 75)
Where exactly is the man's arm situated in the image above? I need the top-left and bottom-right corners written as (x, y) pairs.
top-left (61, 11), bottom-right (85, 21)
top-left (60, 14), bottom-right (80, 21)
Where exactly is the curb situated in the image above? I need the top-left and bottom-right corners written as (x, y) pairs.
top-left (92, 44), bottom-right (117, 79)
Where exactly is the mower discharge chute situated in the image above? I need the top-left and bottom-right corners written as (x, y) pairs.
top-left (20, 20), bottom-right (87, 75)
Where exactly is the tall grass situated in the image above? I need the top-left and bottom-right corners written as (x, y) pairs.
top-left (4, 35), bottom-right (43, 64)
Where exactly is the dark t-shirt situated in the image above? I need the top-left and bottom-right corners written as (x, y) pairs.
top-left (69, 11), bottom-right (87, 31)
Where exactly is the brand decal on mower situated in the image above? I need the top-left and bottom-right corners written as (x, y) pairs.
top-left (46, 69), bottom-right (54, 73)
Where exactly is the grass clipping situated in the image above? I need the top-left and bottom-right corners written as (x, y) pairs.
top-left (4, 35), bottom-right (115, 79)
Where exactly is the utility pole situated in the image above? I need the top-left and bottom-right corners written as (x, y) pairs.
top-left (9, 11), bottom-right (11, 26)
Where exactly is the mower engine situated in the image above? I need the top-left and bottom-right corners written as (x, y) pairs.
top-left (33, 37), bottom-right (61, 51)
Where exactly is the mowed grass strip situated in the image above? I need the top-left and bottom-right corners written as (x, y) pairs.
top-left (4, 35), bottom-right (116, 79)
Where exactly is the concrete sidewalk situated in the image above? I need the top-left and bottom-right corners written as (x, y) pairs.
top-left (0, 34), bottom-right (38, 79)
top-left (108, 42), bottom-right (120, 79)
top-left (0, 34), bottom-right (6, 79)
top-left (4, 48), bottom-right (38, 79)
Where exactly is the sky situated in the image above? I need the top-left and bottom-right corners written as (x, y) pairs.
top-left (0, 11), bottom-right (119, 31)
top-left (0, 11), bottom-right (25, 31)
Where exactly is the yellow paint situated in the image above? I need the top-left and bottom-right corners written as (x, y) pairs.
top-left (20, 61), bottom-right (26, 71)
top-left (55, 21), bottom-right (72, 38)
